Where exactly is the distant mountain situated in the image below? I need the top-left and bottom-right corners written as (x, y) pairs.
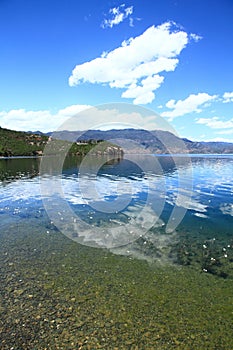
top-left (50, 128), bottom-right (233, 154)
top-left (27, 130), bottom-right (46, 135)
top-left (184, 140), bottom-right (233, 154)
top-left (1, 127), bottom-right (233, 156)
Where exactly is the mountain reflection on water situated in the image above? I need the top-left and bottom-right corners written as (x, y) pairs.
top-left (0, 154), bottom-right (233, 278)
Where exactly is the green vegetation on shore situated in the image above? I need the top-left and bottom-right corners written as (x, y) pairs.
top-left (0, 127), bottom-right (123, 157)
top-left (0, 127), bottom-right (48, 156)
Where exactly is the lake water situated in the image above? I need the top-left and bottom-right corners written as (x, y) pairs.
top-left (0, 155), bottom-right (233, 348)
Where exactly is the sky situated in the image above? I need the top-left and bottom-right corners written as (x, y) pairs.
top-left (0, 0), bottom-right (233, 141)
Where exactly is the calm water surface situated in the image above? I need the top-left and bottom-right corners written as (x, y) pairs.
top-left (0, 155), bottom-right (233, 273)
top-left (0, 155), bottom-right (233, 348)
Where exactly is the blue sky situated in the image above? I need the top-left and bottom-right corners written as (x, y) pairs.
top-left (0, 0), bottom-right (233, 141)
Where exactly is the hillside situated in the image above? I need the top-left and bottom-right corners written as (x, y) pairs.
top-left (1, 126), bottom-right (233, 156)
top-left (0, 127), bottom-right (123, 157)
top-left (0, 127), bottom-right (48, 156)
top-left (51, 129), bottom-right (233, 154)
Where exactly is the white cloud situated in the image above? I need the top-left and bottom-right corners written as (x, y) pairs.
top-left (190, 33), bottom-right (202, 42)
top-left (0, 109), bottom-right (52, 132)
top-left (129, 17), bottom-right (134, 27)
top-left (56, 104), bottom-right (91, 118)
top-left (69, 22), bottom-right (196, 104)
top-left (101, 4), bottom-right (133, 29)
top-left (121, 75), bottom-right (164, 104)
top-left (196, 116), bottom-right (233, 129)
top-left (0, 104), bottom-right (176, 133)
top-left (0, 105), bottom-right (91, 132)
top-left (222, 92), bottom-right (233, 103)
top-left (200, 137), bottom-right (233, 143)
top-left (161, 93), bottom-right (217, 120)
top-left (216, 129), bottom-right (233, 135)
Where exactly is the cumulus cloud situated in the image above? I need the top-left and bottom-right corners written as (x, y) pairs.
top-left (0, 104), bottom-right (174, 133)
top-left (196, 116), bottom-right (233, 129)
top-left (222, 92), bottom-right (233, 103)
top-left (161, 93), bottom-right (217, 120)
top-left (121, 75), bottom-right (164, 104)
top-left (0, 105), bottom-right (91, 132)
top-left (69, 22), bottom-right (196, 104)
top-left (101, 4), bottom-right (133, 29)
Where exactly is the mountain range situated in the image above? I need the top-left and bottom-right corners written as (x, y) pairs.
top-left (49, 128), bottom-right (233, 154)
top-left (1, 126), bottom-right (233, 156)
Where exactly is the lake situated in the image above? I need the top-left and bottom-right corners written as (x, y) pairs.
top-left (0, 155), bottom-right (233, 349)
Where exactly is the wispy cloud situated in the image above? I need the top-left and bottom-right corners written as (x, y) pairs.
top-left (216, 129), bottom-right (233, 135)
top-left (199, 137), bottom-right (233, 142)
top-left (161, 93), bottom-right (217, 120)
top-left (190, 33), bottom-right (202, 42)
top-left (69, 22), bottom-right (198, 104)
top-left (196, 116), bottom-right (233, 129)
top-left (222, 91), bottom-right (233, 103)
top-left (101, 4), bottom-right (133, 29)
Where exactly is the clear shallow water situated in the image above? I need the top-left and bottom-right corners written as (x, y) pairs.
top-left (0, 155), bottom-right (233, 276)
top-left (1, 155), bottom-right (233, 349)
